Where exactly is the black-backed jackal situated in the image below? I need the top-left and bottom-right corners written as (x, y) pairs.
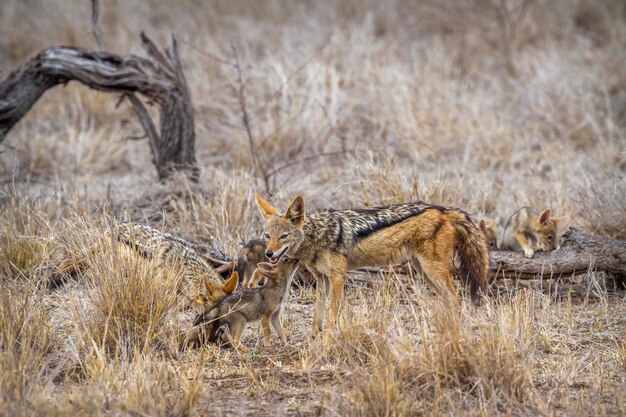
top-left (52, 223), bottom-right (239, 313)
top-left (183, 259), bottom-right (299, 352)
top-left (255, 194), bottom-right (489, 336)
top-left (500, 207), bottom-right (566, 258)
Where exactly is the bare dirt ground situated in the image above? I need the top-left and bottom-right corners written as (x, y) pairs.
top-left (1, 1), bottom-right (625, 416)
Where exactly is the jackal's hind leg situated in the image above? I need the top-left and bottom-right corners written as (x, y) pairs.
top-left (179, 326), bottom-right (206, 350)
top-left (222, 319), bottom-right (250, 353)
top-left (413, 255), bottom-right (461, 307)
top-left (271, 311), bottom-right (286, 345)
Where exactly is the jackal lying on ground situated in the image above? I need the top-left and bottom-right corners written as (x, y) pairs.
top-left (255, 194), bottom-right (489, 336)
top-left (500, 207), bottom-right (566, 258)
top-left (52, 223), bottom-right (239, 312)
top-left (183, 259), bottom-right (299, 352)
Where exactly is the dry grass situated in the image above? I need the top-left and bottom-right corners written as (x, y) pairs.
top-left (1, 0), bottom-right (625, 415)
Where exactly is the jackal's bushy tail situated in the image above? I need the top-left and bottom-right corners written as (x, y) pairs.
top-left (450, 211), bottom-right (489, 303)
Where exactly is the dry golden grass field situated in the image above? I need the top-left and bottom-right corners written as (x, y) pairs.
top-left (1, 1), bottom-right (625, 415)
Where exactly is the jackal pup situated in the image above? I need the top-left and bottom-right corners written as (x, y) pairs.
top-left (186, 259), bottom-right (299, 353)
top-left (236, 239), bottom-right (268, 287)
top-left (500, 207), bottom-right (566, 258)
top-left (479, 218), bottom-right (500, 251)
top-left (236, 238), bottom-right (315, 288)
top-left (53, 223), bottom-right (239, 312)
top-left (255, 194), bottom-right (489, 336)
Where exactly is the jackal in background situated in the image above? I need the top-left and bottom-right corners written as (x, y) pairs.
top-left (184, 259), bottom-right (299, 352)
top-left (255, 194), bottom-right (489, 336)
top-left (479, 218), bottom-right (500, 250)
top-left (53, 223), bottom-right (239, 312)
top-left (500, 207), bottom-right (566, 258)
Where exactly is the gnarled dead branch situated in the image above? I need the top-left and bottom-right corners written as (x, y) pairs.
top-left (0, 32), bottom-right (198, 181)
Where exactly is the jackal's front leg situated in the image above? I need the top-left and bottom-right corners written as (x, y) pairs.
top-left (270, 311), bottom-right (287, 345)
top-left (312, 274), bottom-right (329, 337)
top-left (326, 254), bottom-right (347, 332)
top-left (261, 315), bottom-right (272, 348)
top-left (514, 230), bottom-right (534, 258)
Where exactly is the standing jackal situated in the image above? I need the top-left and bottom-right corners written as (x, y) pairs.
top-left (53, 223), bottom-right (239, 313)
top-left (255, 194), bottom-right (489, 335)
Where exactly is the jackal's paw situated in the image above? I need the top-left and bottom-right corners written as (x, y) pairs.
top-left (524, 250), bottom-right (534, 258)
top-left (235, 345), bottom-right (252, 354)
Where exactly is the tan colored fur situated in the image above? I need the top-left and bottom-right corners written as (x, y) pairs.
top-left (255, 194), bottom-right (489, 336)
top-left (479, 219), bottom-right (499, 250)
top-left (501, 208), bottom-right (566, 258)
top-left (52, 223), bottom-right (239, 313)
top-left (183, 260), bottom-right (298, 352)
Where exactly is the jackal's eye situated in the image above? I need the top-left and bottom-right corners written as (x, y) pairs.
top-left (547, 234), bottom-right (553, 240)
top-left (263, 233), bottom-right (270, 240)
top-left (280, 233), bottom-right (289, 239)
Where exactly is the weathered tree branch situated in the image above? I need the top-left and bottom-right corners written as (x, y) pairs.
top-left (0, 32), bottom-right (198, 181)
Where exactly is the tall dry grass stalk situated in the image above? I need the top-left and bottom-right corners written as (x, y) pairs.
top-left (0, 284), bottom-right (57, 415)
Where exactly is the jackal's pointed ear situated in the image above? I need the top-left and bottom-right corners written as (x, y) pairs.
top-left (222, 271), bottom-right (238, 294)
top-left (538, 209), bottom-right (551, 225)
top-left (479, 220), bottom-right (488, 235)
top-left (284, 195), bottom-right (305, 228)
top-left (486, 218), bottom-right (497, 230)
top-left (550, 215), bottom-right (567, 224)
top-left (255, 193), bottom-right (277, 220)
top-left (204, 278), bottom-right (215, 298)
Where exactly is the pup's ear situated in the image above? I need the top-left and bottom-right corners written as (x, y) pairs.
top-left (284, 195), bottom-right (305, 228)
top-left (204, 277), bottom-right (215, 298)
top-left (487, 219), bottom-right (497, 230)
top-left (479, 220), bottom-right (488, 235)
top-left (550, 215), bottom-right (567, 224)
top-left (538, 209), bottom-right (551, 225)
top-left (222, 271), bottom-right (239, 294)
top-left (255, 262), bottom-right (278, 280)
top-left (255, 193), bottom-right (277, 220)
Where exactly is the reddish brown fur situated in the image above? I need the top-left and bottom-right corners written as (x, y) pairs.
top-left (256, 194), bottom-right (489, 336)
